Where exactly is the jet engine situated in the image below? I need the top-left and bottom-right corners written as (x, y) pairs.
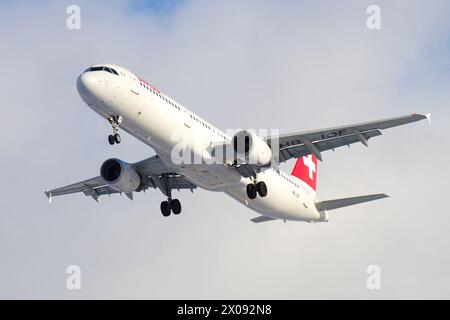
top-left (232, 130), bottom-right (272, 166)
top-left (100, 158), bottom-right (141, 193)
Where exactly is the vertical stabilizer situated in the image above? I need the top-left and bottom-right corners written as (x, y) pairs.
top-left (291, 154), bottom-right (318, 193)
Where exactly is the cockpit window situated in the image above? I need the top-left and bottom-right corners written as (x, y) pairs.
top-left (84, 66), bottom-right (119, 76)
top-left (105, 67), bottom-right (119, 75)
top-left (88, 66), bottom-right (104, 72)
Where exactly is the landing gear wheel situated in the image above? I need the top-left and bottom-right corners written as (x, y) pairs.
top-left (256, 181), bottom-right (268, 197)
top-left (108, 116), bottom-right (122, 146)
top-left (171, 199), bottom-right (182, 215)
top-left (161, 201), bottom-right (171, 217)
top-left (246, 184), bottom-right (257, 200)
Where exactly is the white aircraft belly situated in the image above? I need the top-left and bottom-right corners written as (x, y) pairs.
top-left (177, 164), bottom-right (242, 190)
top-left (90, 82), bottom-right (323, 222)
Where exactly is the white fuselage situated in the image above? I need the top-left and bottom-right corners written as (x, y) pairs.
top-left (77, 64), bottom-right (327, 222)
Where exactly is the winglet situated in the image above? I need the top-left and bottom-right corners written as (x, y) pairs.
top-left (426, 113), bottom-right (432, 124)
top-left (45, 191), bottom-right (52, 203)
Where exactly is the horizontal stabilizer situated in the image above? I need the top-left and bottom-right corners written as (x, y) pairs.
top-left (315, 194), bottom-right (388, 211)
top-left (251, 216), bottom-right (277, 223)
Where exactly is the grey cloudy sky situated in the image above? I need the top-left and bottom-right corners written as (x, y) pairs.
top-left (0, 0), bottom-right (449, 299)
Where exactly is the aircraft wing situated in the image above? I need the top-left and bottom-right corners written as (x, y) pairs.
top-left (45, 176), bottom-right (118, 202)
top-left (45, 155), bottom-right (196, 202)
top-left (266, 113), bottom-right (431, 162)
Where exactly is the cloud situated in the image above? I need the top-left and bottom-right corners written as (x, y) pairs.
top-left (0, 0), bottom-right (449, 298)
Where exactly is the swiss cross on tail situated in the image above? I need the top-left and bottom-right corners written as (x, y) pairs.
top-left (291, 154), bottom-right (318, 191)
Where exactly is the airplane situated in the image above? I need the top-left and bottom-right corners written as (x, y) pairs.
top-left (45, 64), bottom-right (431, 223)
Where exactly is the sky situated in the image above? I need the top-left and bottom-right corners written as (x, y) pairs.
top-left (0, 0), bottom-right (449, 299)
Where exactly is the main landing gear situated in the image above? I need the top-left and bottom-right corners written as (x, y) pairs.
top-left (246, 181), bottom-right (268, 200)
top-left (159, 173), bottom-right (183, 217)
top-left (108, 116), bottom-right (122, 145)
top-left (160, 198), bottom-right (182, 217)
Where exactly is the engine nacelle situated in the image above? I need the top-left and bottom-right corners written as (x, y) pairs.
top-left (232, 130), bottom-right (272, 166)
top-left (100, 158), bottom-right (141, 193)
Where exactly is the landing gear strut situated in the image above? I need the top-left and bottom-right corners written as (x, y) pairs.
top-left (246, 181), bottom-right (268, 199)
top-left (108, 116), bottom-right (122, 145)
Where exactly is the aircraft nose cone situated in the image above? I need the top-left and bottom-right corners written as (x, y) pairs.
top-left (77, 72), bottom-right (98, 94)
top-left (77, 72), bottom-right (103, 106)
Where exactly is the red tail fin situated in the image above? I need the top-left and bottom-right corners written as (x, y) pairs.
top-left (291, 154), bottom-right (318, 192)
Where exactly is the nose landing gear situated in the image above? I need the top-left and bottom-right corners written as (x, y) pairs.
top-left (108, 116), bottom-right (122, 145)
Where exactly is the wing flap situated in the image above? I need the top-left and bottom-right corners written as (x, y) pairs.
top-left (279, 129), bottom-right (381, 161)
top-left (84, 186), bottom-right (120, 197)
top-left (315, 194), bottom-right (389, 211)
